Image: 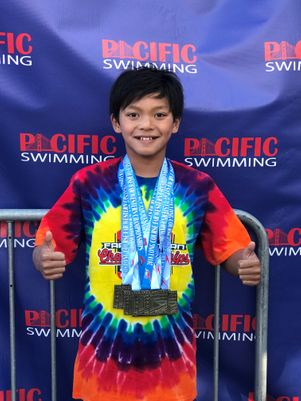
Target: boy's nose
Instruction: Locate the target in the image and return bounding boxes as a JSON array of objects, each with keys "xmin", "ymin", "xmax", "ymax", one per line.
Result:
[{"xmin": 138, "ymin": 116, "xmax": 154, "ymax": 130}]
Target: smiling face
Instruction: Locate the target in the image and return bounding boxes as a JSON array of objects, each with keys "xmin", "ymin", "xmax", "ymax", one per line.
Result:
[{"xmin": 111, "ymin": 94, "xmax": 180, "ymax": 175}]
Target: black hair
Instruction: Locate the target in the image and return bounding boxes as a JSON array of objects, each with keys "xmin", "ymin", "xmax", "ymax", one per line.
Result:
[{"xmin": 109, "ymin": 66, "xmax": 184, "ymax": 122}]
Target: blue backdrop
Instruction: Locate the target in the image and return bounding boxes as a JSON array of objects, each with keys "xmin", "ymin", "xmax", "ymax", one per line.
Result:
[{"xmin": 1, "ymin": 1, "xmax": 301, "ymax": 400}]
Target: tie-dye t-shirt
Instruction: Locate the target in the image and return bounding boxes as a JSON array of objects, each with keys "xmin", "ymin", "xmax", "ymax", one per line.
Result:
[{"xmin": 35, "ymin": 158, "xmax": 250, "ymax": 401}]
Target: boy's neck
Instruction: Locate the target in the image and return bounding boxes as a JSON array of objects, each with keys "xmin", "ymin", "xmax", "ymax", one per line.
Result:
[{"xmin": 126, "ymin": 154, "xmax": 165, "ymax": 178}]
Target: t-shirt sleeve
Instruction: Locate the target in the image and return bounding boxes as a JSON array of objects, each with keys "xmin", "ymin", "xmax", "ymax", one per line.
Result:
[
  {"xmin": 199, "ymin": 177, "xmax": 250, "ymax": 266},
  {"xmin": 35, "ymin": 173, "xmax": 83, "ymax": 265}
]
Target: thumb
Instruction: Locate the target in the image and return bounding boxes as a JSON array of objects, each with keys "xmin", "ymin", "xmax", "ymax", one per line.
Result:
[
  {"xmin": 43, "ymin": 231, "xmax": 54, "ymax": 250},
  {"xmin": 243, "ymin": 241, "xmax": 256, "ymax": 259}
]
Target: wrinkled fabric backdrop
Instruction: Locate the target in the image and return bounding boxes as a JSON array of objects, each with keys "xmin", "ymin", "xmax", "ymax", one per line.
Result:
[{"xmin": 0, "ymin": 1, "xmax": 301, "ymax": 400}]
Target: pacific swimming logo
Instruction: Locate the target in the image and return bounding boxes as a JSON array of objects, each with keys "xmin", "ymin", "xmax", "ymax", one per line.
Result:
[
  {"xmin": 101, "ymin": 39, "xmax": 199, "ymax": 74},
  {"xmin": 264, "ymin": 40, "xmax": 301, "ymax": 72},
  {"xmin": 25, "ymin": 308, "xmax": 82, "ymax": 338},
  {"xmin": 0, "ymin": 32, "xmax": 33, "ymax": 67},
  {"xmin": 19, "ymin": 132, "xmax": 117, "ymax": 164},
  {"xmin": 266, "ymin": 227, "xmax": 301, "ymax": 257},
  {"xmin": 0, "ymin": 221, "xmax": 38, "ymax": 248},
  {"xmin": 184, "ymin": 136, "xmax": 279, "ymax": 168},
  {"xmin": 193, "ymin": 313, "xmax": 256, "ymax": 342}
]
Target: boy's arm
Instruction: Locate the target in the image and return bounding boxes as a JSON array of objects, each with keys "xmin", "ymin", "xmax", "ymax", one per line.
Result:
[
  {"xmin": 222, "ymin": 241, "xmax": 261, "ymax": 286},
  {"xmin": 33, "ymin": 171, "xmax": 84, "ymax": 280},
  {"xmin": 33, "ymin": 231, "xmax": 66, "ymax": 280}
]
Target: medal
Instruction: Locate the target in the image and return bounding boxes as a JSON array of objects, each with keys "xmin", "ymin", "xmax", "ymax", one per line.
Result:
[{"xmin": 115, "ymin": 155, "xmax": 177, "ymax": 316}]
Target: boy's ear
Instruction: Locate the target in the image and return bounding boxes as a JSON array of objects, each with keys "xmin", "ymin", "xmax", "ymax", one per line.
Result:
[
  {"xmin": 111, "ymin": 114, "xmax": 121, "ymax": 133},
  {"xmin": 172, "ymin": 118, "xmax": 181, "ymax": 134}
]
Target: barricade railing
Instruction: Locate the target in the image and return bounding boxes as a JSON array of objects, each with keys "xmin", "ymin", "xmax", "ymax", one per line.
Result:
[
  {"xmin": 213, "ymin": 209, "xmax": 269, "ymax": 401},
  {"xmin": 0, "ymin": 208, "xmax": 269, "ymax": 401},
  {"xmin": 0, "ymin": 210, "xmax": 53, "ymax": 401}
]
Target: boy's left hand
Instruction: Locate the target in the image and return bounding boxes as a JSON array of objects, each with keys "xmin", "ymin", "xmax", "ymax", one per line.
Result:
[{"xmin": 238, "ymin": 241, "xmax": 261, "ymax": 286}]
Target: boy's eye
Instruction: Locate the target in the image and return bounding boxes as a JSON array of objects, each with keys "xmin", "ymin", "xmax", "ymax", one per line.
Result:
[
  {"xmin": 155, "ymin": 112, "xmax": 167, "ymax": 118},
  {"xmin": 126, "ymin": 112, "xmax": 138, "ymax": 119}
]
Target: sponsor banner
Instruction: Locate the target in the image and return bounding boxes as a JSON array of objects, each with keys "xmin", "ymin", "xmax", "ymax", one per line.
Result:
[
  {"xmin": 264, "ymin": 40, "xmax": 301, "ymax": 72},
  {"xmin": 19, "ymin": 133, "xmax": 118, "ymax": 164},
  {"xmin": 101, "ymin": 39, "xmax": 199, "ymax": 74},
  {"xmin": 183, "ymin": 136, "xmax": 278, "ymax": 168},
  {"xmin": 0, "ymin": 32, "xmax": 33, "ymax": 67},
  {"xmin": 193, "ymin": 313, "xmax": 256, "ymax": 343},
  {"xmin": 1, "ymin": 2, "xmax": 301, "ymax": 401}
]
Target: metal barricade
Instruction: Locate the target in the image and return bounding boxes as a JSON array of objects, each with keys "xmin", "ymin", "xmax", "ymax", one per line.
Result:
[
  {"xmin": 213, "ymin": 209, "xmax": 269, "ymax": 401},
  {"xmin": 0, "ymin": 210, "xmax": 55, "ymax": 401},
  {"xmin": 0, "ymin": 208, "xmax": 268, "ymax": 401}
]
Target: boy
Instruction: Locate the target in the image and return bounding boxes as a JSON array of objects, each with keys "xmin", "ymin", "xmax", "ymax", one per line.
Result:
[{"xmin": 33, "ymin": 67, "xmax": 260, "ymax": 401}]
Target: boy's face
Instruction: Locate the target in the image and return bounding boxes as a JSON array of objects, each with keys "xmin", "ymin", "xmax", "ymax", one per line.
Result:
[{"xmin": 111, "ymin": 94, "xmax": 180, "ymax": 164}]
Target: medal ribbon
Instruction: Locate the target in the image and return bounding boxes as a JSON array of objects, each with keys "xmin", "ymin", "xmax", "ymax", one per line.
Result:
[{"xmin": 118, "ymin": 155, "xmax": 175, "ymax": 290}]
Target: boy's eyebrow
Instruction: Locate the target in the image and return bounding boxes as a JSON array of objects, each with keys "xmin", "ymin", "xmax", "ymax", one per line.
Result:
[{"xmin": 123, "ymin": 104, "xmax": 170, "ymax": 111}]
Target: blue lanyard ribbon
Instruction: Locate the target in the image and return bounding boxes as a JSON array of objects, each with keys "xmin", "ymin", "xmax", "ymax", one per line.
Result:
[{"xmin": 118, "ymin": 155, "xmax": 175, "ymax": 290}]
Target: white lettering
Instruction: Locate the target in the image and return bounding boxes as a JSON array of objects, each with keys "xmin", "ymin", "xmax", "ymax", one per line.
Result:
[
  {"xmin": 216, "ymin": 158, "xmax": 232, "ymax": 167},
  {"xmin": 102, "ymin": 59, "xmax": 197, "ymax": 74},
  {"xmin": 0, "ymin": 238, "xmax": 35, "ymax": 248},
  {"xmin": 69, "ymin": 154, "xmax": 84, "ymax": 164},
  {"xmin": 276, "ymin": 61, "xmax": 293, "ymax": 71},
  {"xmin": 113, "ymin": 59, "xmax": 132, "ymax": 69},
  {"xmin": 265, "ymin": 61, "xmax": 275, "ymax": 72},
  {"xmin": 32, "ymin": 328, "xmax": 51, "ymax": 337},
  {"xmin": 0, "ymin": 239, "xmax": 7, "ymax": 248},
  {"xmin": 269, "ymin": 246, "xmax": 301, "ymax": 256},
  {"xmin": 265, "ymin": 60, "xmax": 301, "ymax": 72},
  {"xmin": 184, "ymin": 157, "xmax": 277, "ymax": 168},
  {"xmin": 71, "ymin": 329, "xmax": 82, "ymax": 338},
  {"xmin": 194, "ymin": 330, "xmax": 255, "ymax": 342},
  {"xmin": 56, "ymin": 329, "xmax": 70, "ymax": 337},
  {"xmin": 26, "ymin": 327, "xmax": 82, "ymax": 337},
  {"xmin": 222, "ymin": 332, "xmax": 236, "ymax": 341},
  {"xmin": 0, "ymin": 54, "xmax": 32, "ymax": 66},
  {"xmin": 20, "ymin": 152, "xmax": 115, "ymax": 164},
  {"xmin": 53, "ymin": 153, "xmax": 68, "ymax": 163},
  {"xmin": 289, "ymin": 247, "xmax": 301, "ymax": 256},
  {"xmin": 269, "ymin": 247, "xmax": 285, "ymax": 256}
]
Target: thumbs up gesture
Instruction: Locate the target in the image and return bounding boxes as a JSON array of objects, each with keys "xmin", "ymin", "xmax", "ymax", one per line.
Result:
[
  {"xmin": 33, "ymin": 231, "xmax": 66, "ymax": 280},
  {"xmin": 238, "ymin": 241, "xmax": 261, "ymax": 286}
]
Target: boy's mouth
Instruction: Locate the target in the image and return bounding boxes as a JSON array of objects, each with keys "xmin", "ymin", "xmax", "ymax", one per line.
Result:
[{"xmin": 135, "ymin": 136, "xmax": 158, "ymax": 142}]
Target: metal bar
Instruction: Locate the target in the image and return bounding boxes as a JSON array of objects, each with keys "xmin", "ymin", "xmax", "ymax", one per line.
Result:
[
  {"xmin": 0, "ymin": 209, "xmax": 48, "ymax": 221},
  {"xmin": 212, "ymin": 210, "xmax": 269, "ymax": 401},
  {"xmin": 0, "ymin": 210, "xmax": 51, "ymax": 401},
  {"xmin": 50, "ymin": 280, "xmax": 57, "ymax": 401},
  {"xmin": 235, "ymin": 210, "xmax": 269, "ymax": 401},
  {"xmin": 213, "ymin": 265, "xmax": 221, "ymax": 401},
  {"xmin": 8, "ymin": 221, "xmax": 16, "ymax": 401}
]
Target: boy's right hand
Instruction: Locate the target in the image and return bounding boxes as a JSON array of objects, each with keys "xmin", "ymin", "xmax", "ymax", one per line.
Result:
[{"xmin": 33, "ymin": 231, "xmax": 66, "ymax": 280}]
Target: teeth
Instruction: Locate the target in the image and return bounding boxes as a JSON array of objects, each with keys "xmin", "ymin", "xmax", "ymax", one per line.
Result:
[{"xmin": 139, "ymin": 137, "xmax": 154, "ymax": 141}]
